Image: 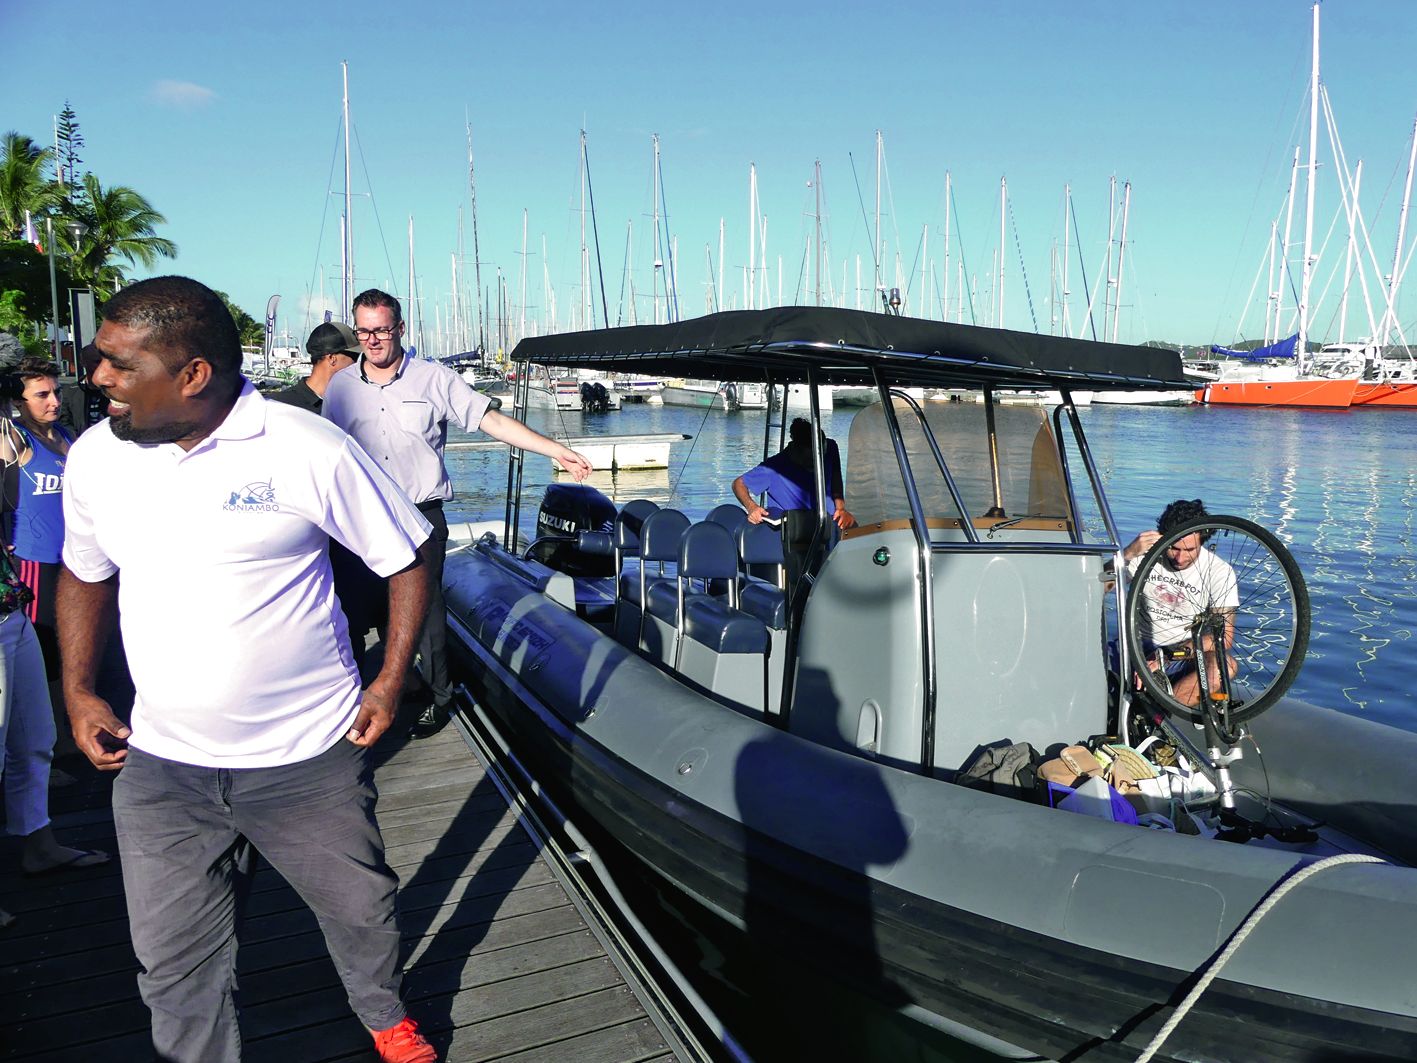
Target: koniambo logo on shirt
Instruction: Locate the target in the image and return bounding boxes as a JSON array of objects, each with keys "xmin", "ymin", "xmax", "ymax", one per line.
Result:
[{"xmin": 223, "ymin": 481, "xmax": 280, "ymax": 512}]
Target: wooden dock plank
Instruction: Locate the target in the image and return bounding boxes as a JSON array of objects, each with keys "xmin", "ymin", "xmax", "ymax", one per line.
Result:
[{"xmin": 0, "ymin": 726, "xmax": 688, "ymax": 1063}]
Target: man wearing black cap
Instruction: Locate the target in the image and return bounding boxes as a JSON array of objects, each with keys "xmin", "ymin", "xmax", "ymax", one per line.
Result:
[
  {"xmin": 270, "ymin": 321, "xmax": 360, "ymax": 414},
  {"xmin": 59, "ymin": 344, "xmax": 110, "ymax": 436}
]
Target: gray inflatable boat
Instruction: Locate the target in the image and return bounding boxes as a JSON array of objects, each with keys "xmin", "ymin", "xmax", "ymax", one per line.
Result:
[{"xmin": 444, "ymin": 309, "xmax": 1417, "ymax": 1062}]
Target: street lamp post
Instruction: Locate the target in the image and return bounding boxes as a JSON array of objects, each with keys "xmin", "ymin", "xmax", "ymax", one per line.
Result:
[
  {"xmin": 44, "ymin": 217, "xmax": 88, "ymax": 367},
  {"xmin": 45, "ymin": 216, "xmax": 60, "ymax": 362}
]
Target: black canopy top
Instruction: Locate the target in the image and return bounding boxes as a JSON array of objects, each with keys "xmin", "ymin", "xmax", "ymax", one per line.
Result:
[{"xmin": 509, "ymin": 307, "xmax": 1188, "ymax": 390}]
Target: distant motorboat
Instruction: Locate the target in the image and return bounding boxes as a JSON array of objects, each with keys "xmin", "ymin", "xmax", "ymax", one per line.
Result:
[{"xmin": 661, "ymin": 378, "xmax": 767, "ymax": 411}]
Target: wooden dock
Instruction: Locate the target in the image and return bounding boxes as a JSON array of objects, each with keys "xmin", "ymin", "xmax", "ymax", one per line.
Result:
[{"xmin": 1, "ymin": 726, "xmax": 688, "ymax": 1062}]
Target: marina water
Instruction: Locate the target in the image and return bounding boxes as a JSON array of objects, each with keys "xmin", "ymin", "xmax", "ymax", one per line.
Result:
[{"xmin": 448, "ymin": 400, "xmax": 1415, "ymax": 734}]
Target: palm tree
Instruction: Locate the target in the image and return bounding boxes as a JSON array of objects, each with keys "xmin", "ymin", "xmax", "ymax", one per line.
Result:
[
  {"xmin": 0, "ymin": 132, "xmax": 63, "ymax": 239},
  {"xmin": 62, "ymin": 173, "xmax": 177, "ymax": 297}
]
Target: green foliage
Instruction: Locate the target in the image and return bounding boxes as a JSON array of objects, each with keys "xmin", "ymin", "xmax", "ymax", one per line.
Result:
[
  {"xmin": 61, "ymin": 173, "xmax": 177, "ymax": 298},
  {"xmin": 55, "ymin": 103, "xmax": 85, "ymax": 190},
  {"xmin": 214, "ymin": 290, "xmax": 264, "ymax": 347},
  {"xmin": 0, "ymin": 239, "xmax": 74, "ymax": 327},
  {"xmin": 0, "ymin": 132, "xmax": 63, "ymax": 239}
]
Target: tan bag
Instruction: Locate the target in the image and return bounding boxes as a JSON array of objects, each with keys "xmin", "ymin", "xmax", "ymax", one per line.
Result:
[{"xmin": 1038, "ymin": 745, "xmax": 1104, "ymax": 788}]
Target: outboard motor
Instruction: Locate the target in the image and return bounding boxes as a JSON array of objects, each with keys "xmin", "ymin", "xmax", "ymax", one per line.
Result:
[
  {"xmin": 580, "ymin": 380, "xmax": 612, "ymax": 413},
  {"xmin": 529, "ymin": 482, "xmax": 617, "ymax": 576}
]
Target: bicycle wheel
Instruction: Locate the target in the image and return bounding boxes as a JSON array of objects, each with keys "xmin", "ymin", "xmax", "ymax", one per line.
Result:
[{"xmin": 1123, "ymin": 515, "xmax": 1310, "ymax": 726}]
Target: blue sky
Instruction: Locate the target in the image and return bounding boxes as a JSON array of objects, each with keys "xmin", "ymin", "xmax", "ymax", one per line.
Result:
[{"xmin": 6, "ymin": 0, "xmax": 1417, "ymax": 350}]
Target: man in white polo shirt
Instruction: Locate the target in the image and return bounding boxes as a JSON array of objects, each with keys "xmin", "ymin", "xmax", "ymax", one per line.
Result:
[
  {"xmin": 57, "ymin": 277, "xmax": 439, "ymax": 1063},
  {"xmin": 323, "ymin": 288, "xmax": 592, "ymax": 740}
]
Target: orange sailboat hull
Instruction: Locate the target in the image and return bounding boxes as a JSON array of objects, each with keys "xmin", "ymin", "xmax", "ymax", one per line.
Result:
[
  {"xmin": 1202, "ymin": 378, "xmax": 1359, "ymax": 408},
  {"xmin": 1351, "ymin": 381, "xmax": 1417, "ymax": 408}
]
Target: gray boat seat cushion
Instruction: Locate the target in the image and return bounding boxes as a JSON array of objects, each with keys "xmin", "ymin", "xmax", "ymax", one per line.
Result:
[
  {"xmin": 706, "ymin": 503, "xmax": 749, "ymax": 534},
  {"xmin": 679, "ymin": 521, "xmax": 739, "ymax": 581},
  {"xmin": 740, "ymin": 580, "xmax": 786, "ymax": 630},
  {"xmin": 614, "ymin": 498, "xmax": 660, "ymax": 555},
  {"xmin": 639, "ymin": 508, "xmax": 690, "ymax": 564},
  {"xmin": 645, "ymin": 580, "xmax": 681, "ymax": 625},
  {"xmin": 684, "ymin": 597, "xmax": 769, "ymax": 654}
]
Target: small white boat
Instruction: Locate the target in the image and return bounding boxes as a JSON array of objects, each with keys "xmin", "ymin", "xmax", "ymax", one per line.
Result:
[{"xmin": 661, "ymin": 378, "xmax": 767, "ymax": 411}]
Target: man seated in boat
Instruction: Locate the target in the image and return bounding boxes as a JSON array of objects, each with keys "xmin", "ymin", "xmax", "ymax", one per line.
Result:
[
  {"xmin": 732, "ymin": 417, "xmax": 856, "ymax": 594},
  {"xmin": 1123, "ymin": 498, "xmax": 1239, "ymax": 705}
]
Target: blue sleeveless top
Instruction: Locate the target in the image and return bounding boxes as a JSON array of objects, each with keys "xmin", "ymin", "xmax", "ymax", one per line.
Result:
[{"xmin": 13, "ymin": 423, "xmax": 72, "ymax": 564}]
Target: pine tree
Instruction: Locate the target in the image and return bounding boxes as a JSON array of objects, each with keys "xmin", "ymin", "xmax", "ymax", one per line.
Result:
[{"xmin": 55, "ymin": 102, "xmax": 84, "ymax": 188}]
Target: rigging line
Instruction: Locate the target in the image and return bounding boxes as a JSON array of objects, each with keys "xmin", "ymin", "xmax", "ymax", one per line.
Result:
[
  {"xmin": 669, "ymin": 393, "xmax": 721, "ymax": 504},
  {"xmin": 1008, "ymin": 200, "xmax": 1040, "ymax": 332},
  {"xmin": 351, "ymin": 123, "xmax": 401, "ymax": 301},
  {"xmin": 583, "ymin": 135, "xmax": 611, "ymax": 329},
  {"xmin": 949, "ymin": 183, "xmax": 978, "ymax": 325},
  {"xmin": 1068, "ymin": 194, "xmax": 1098, "ymax": 341},
  {"xmin": 615, "ymin": 223, "xmax": 631, "ymax": 327},
  {"xmin": 791, "ymin": 235, "xmax": 809, "ymax": 306},
  {"xmin": 706, "ymin": 244, "xmax": 719, "ymax": 313},
  {"xmin": 658, "ymin": 158, "xmax": 680, "ymax": 323},
  {"xmin": 904, "ymin": 225, "xmax": 926, "ymax": 310},
  {"xmin": 847, "ymin": 151, "xmax": 879, "ymax": 275},
  {"xmin": 307, "ymin": 113, "xmax": 345, "ymax": 327}
]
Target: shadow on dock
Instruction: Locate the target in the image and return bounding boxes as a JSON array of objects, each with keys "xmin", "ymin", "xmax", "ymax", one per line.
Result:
[{"xmin": 1, "ymin": 723, "xmax": 680, "ymax": 1062}]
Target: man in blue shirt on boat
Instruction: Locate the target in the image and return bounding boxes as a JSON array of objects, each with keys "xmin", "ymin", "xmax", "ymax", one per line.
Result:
[
  {"xmin": 732, "ymin": 416, "xmax": 855, "ymax": 596},
  {"xmin": 322, "ymin": 288, "xmax": 592, "ymax": 740}
]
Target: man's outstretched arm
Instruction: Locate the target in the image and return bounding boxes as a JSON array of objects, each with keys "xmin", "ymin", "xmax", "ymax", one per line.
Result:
[{"xmin": 478, "ymin": 408, "xmax": 593, "ymax": 481}]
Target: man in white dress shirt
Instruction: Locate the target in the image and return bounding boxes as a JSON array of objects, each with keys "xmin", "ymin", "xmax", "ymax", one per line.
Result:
[{"xmin": 323, "ymin": 288, "xmax": 591, "ymax": 739}]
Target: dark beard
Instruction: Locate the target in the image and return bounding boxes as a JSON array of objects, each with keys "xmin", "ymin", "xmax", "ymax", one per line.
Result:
[{"xmin": 109, "ymin": 415, "xmax": 206, "ymax": 445}]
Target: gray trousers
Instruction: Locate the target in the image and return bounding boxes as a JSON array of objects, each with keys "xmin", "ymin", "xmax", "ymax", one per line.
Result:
[
  {"xmin": 416, "ymin": 502, "xmax": 451, "ymax": 711},
  {"xmin": 112, "ymin": 740, "xmax": 405, "ymax": 1063}
]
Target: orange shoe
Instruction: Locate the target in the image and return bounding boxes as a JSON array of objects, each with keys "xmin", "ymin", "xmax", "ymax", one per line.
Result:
[{"xmin": 371, "ymin": 1016, "xmax": 437, "ymax": 1063}]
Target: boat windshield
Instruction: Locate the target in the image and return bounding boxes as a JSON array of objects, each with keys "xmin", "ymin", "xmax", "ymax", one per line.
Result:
[{"xmin": 845, "ymin": 399, "xmax": 1072, "ymax": 534}]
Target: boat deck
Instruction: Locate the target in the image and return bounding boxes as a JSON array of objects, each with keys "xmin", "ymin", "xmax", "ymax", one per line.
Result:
[{"xmin": 0, "ymin": 726, "xmax": 685, "ymax": 1063}]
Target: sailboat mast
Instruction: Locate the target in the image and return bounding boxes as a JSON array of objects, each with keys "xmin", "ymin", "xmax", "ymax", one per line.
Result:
[
  {"xmin": 342, "ymin": 61, "xmax": 353, "ymax": 314},
  {"xmin": 465, "ymin": 119, "xmax": 486, "ymax": 354},
  {"xmin": 943, "ymin": 171, "xmax": 953, "ymax": 322},
  {"xmin": 997, "ymin": 177, "xmax": 1006, "ymax": 328},
  {"xmin": 1380, "ymin": 119, "xmax": 1417, "ymax": 347},
  {"xmin": 1061, "ymin": 184, "xmax": 1072, "ymax": 336},
  {"xmin": 718, "ymin": 218, "xmax": 725, "ymax": 312},
  {"xmin": 518, "ymin": 209, "xmax": 528, "ymax": 344},
  {"xmin": 580, "ymin": 130, "xmax": 591, "ymax": 330},
  {"xmin": 814, "ymin": 159, "xmax": 823, "ymax": 306},
  {"xmin": 1339, "ymin": 164, "xmax": 1363, "ymax": 344},
  {"xmin": 1112, "ymin": 181, "xmax": 1131, "ymax": 343},
  {"xmin": 747, "ymin": 163, "xmax": 757, "ymax": 311},
  {"xmin": 874, "ymin": 131, "xmax": 883, "ymax": 304},
  {"xmin": 1103, "ymin": 175, "xmax": 1117, "ymax": 330},
  {"xmin": 652, "ymin": 134, "xmax": 662, "ymax": 325},
  {"xmin": 1297, "ymin": 0, "xmax": 1320, "ymax": 367},
  {"xmin": 407, "ymin": 215, "xmax": 418, "ymax": 355}
]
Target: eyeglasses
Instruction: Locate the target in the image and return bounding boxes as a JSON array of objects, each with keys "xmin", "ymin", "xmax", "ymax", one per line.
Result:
[{"xmin": 353, "ymin": 325, "xmax": 401, "ymax": 341}]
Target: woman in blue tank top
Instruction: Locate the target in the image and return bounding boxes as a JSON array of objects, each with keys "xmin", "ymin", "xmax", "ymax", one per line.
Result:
[
  {"xmin": 0, "ymin": 357, "xmax": 108, "ymax": 909},
  {"xmin": 3, "ymin": 361, "xmax": 73, "ymax": 678}
]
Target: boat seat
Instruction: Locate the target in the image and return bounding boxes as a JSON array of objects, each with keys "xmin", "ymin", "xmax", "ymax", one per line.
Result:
[
  {"xmin": 634, "ymin": 508, "xmax": 690, "ymax": 663},
  {"xmin": 672, "ymin": 522, "xmax": 771, "ymax": 715},
  {"xmin": 684, "ymin": 597, "xmax": 769, "ymax": 654},
  {"xmin": 612, "ymin": 499, "xmax": 661, "ymax": 646},
  {"xmin": 736, "ymin": 523, "xmax": 787, "ymax": 630},
  {"xmin": 703, "ymin": 504, "xmax": 748, "ymax": 595},
  {"xmin": 706, "ymin": 503, "xmax": 749, "ymax": 533},
  {"xmin": 736, "ymin": 521, "xmax": 788, "ymax": 714}
]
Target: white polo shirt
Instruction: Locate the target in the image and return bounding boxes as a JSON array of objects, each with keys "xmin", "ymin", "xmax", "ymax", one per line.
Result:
[{"xmin": 62, "ymin": 383, "xmax": 432, "ymax": 769}]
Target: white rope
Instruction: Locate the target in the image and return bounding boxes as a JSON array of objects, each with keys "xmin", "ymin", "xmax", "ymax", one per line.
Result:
[{"xmin": 1134, "ymin": 852, "xmax": 1387, "ymax": 1063}]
